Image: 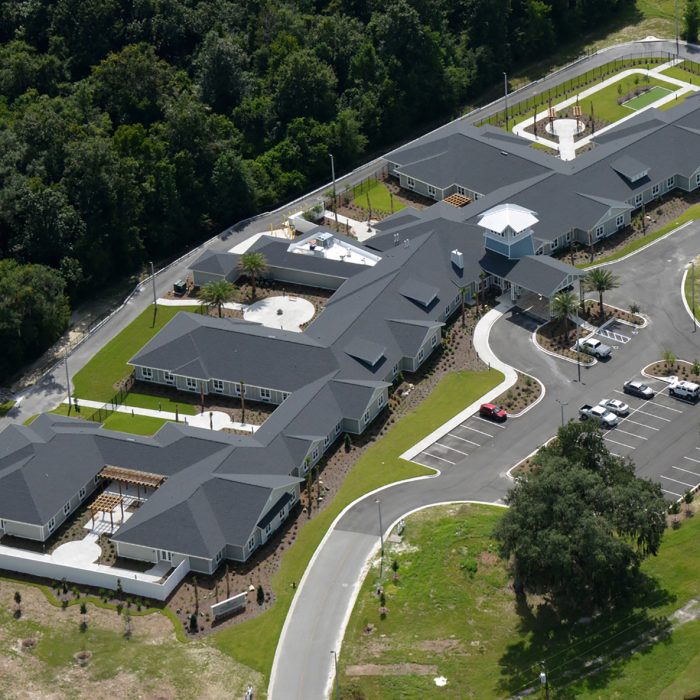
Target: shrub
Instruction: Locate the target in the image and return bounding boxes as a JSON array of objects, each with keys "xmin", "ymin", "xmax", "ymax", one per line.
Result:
[
  {"xmin": 256, "ymin": 584, "xmax": 265, "ymax": 606},
  {"xmin": 692, "ymin": 359, "xmax": 700, "ymax": 376},
  {"xmin": 189, "ymin": 613, "xmax": 198, "ymax": 633},
  {"xmin": 630, "ymin": 302, "xmax": 640, "ymax": 315},
  {"xmin": 79, "ymin": 602, "xmax": 87, "ymax": 615}
]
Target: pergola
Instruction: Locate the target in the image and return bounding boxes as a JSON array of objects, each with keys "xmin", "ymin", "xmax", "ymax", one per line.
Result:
[
  {"xmin": 443, "ymin": 192, "xmax": 471, "ymax": 208},
  {"xmin": 88, "ymin": 492, "xmax": 124, "ymax": 532},
  {"xmin": 98, "ymin": 465, "xmax": 166, "ymax": 513}
]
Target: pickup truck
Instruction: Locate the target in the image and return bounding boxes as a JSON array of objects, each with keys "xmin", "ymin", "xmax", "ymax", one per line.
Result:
[
  {"xmin": 575, "ymin": 337, "xmax": 613, "ymax": 359},
  {"xmin": 579, "ymin": 404, "xmax": 619, "ymax": 428}
]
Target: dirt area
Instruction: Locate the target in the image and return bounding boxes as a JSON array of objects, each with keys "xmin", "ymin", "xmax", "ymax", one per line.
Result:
[
  {"xmin": 536, "ymin": 320, "xmax": 596, "ymax": 364},
  {"xmin": 522, "ymin": 113, "xmax": 606, "ymax": 143},
  {"xmin": 557, "ymin": 190, "xmax": 700, "ymax": 266},
  {"xmin": 168, "ymin": 309, "xmax": 488, "ymax": 637},
  {"xmin": 345, "ymin": 663, "xmax": 438, "ymax": 676},
  {"xmin": 646, "ymin": 359, "xmax": 700, "ymax": 381},
  {"xmin": 580, "ymin": 300, "xmax": 644, "ymax": 326},
  {"xmin": 493, "ymin": 372, "xmax": 542, "ymax": 415}
]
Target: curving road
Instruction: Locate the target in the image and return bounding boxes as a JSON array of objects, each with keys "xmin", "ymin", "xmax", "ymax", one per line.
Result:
[{"xmin": 269, "ymin": 222, "xmax": 700, "ymax": 700}]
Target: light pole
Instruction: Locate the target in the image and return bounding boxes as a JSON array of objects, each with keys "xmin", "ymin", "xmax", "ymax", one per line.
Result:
[
  {"xmin": 555, "ymin": 399, "xmax": 567, "ymax": 428},
  {"xmin": 692, "ymin": 260, "xmax": 696, "ymax": 332},
  {"xmin": 376, "ymin": 498, "xmax": 384, "ymax": 580},
  {"xmin": 64, "ymin": 348, "xmax": 72, "ymax": 409},
  {"xmin": 676, "ymin": 0, "xmax": 680, "ymax": 56},
  {"xmin": 539, "ymin": 662, "xmax": 550, "ymax": 700},
  {"xmin": 503, "ymin": 72, "xmax": 509, "ymax": 131},
  {"xmin": 330, "ymin": 650, "xmax": 340, "ymax": 700},
  {"xmin": 330, "ymin": 154, "xmax": 339, "ymax": 229}
]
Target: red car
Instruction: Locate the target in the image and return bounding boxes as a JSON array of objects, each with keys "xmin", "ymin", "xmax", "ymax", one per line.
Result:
[{"xmin": 479, "ymin": 403, "xmax": 507, "ymax": 422}]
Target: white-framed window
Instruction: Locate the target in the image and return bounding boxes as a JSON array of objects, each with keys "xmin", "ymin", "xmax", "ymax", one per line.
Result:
[
  {"xmin": 652, "ymin": 183, "xmax": 660, "ymax": 196},
  {"xmin": 427, "ymin": 185, "xmax": 436, "ymax": 198},
  {"xmin": 282, "ymin": 392, "xmax": 290, "ymax": 401},
  {"xmin": 247, "ymin": 537, "xmax": 255, "ymax": 551},
  {"xmin": 160, "ymin": 550, "xmax": 172, "ymax": 561},
  {"xmin": 474, "ymin": 193, "xmax": 481, "ymax": 200},
  {"xmin": 696, "ymin": 173, "xmax": 700, "ymax": 186},
  {"xmin": 363, "ymin": 410, "xmax": 370, "ymax": 424},
  {"xmin": 377, "ymin": 395, "xmax": 384, "ymax": 408},
  {"xmin": 616, "ymin": 214, "xmax": 625, "ymax": 228},
  {"xmin": 457, "ymin": 186, "xmax": 466, "ymax": 195},
  {"xmin": 142, "ymin": 367, "xmax": 153, "ymax": 380},
  {"xmin": 186, "ymin": 377, "xmax": 198, "ymax": 391},
  {"xmin": 48, "ymin": 517, "xmax": 55, "ymax": 532},
  {"xmin": 566, "ymin": 231, "xmax": 572, "ymax": 242},
  {"xmin": 63, "ymin": 502, "xmax": 70, "ymax": 515},
  {"xmin": 431, "ymin": 334, "xmax": 438, "ymax": 348},
  {"xmin": 667, "ymin": 176, "xmax": 675, "ymax": 189},
  {"xmin": 406, "ymin": 176, "xmax": 415, "ymax": 189},
  {"xmin": 260, "ymin": 388, "xmax": 271, "ymax": 401},
  {"xmin": 324, "ymin": 435, "xmax": 330, "ymax": 447},
  {"xmin": 79, "ymin": 487, "xmax": 86, "ymax": 499},
  {"xmin": 393, "ymin": 364, "xmax": 399, "ymax": 376},
  {"xmin": 418, "ymin": 348, "xmax": 424, "ymax": 362},
  {"xmin": 212, "ymin": 379, "xmax": 224, "ymax": 393},
  {"xmin": 335, "ymin": 421, "xmax": 342, "ymax": 435},
  {"xmin": 164, "ymin": 371, "xmax": 175, "ymax": 385},
  {"xmin": 634, "ymin": 193, "xmax": 643, "ymax": 206},
  {"xmin": 216, "ymin": 550, "xmax": 223, "ymax": 562},
  {"xmin": 94, "ymin": 474, "xmax": 100, "ymax": 484},
  {"xmin": 550, "ymin": 240, "xmax": 558, "ymax": 250},
  {"xmin": 234, "ymin": 382, "xmax": 241, "ymax": 395},
  {"xmin": 0, "ymin": 519, "xmax": 5, "ymax": 530},
  {"xmin": 312, "ymin": 447, "xmax": 319, "ymax": 460},
  {"xmin": 265, "ymin": 523, "xmax": 272, "ymax": 535},
  {"xmin": 279, "ymin": 507, "xmax": 286, "ymax": 520},
  {"xmin": 595, "ymin": 225, "xmax": 604, "ymax": 239}
]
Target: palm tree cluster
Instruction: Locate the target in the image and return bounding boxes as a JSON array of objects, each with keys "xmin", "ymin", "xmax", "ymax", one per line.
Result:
[{"xmin": 583, "ymin": 269, "xmax": 620, "ymax": 322}]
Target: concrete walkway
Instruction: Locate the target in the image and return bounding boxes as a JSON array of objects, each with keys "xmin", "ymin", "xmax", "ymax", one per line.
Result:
[
  {"xmin": 61, "ymin": 398, "xmax": 259, "ymax": 433},
  {"xmin": 322, "ymin": 210, "xmax": 378, "ymax": 241},
  {"xmin": 156, "ymin": 298, "xmax": 248, "ymax": 311},
  {"xmin": 513, "ymin": 59, "xmax": 699, "ymax": 159},
  {"xmin": 401, "ymin": 304, "xmax": 518, "ymax": 461}
]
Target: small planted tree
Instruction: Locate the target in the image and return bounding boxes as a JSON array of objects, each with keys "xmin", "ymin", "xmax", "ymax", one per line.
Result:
[
  {"xmin": 189, "ymin": 613, "xmax": 198, "ymax": 633},
  {"xmin": 198, "ymin": 280, "xmax": 236, "ymax": 317},
  {"xmin": 256, "ymin": 584, "xmax": 265, "ymax": 605},
  {"xmin": 14, "ymin": 591, "xmax": 21, "ymax": 618},
  {"xmin": 238, "ymin": 251, "xmax": 268, "ymax": 301},
  {"xmin": 662, "ymin": 349, "xmax": 677, "ymax": 370},
  {"xmin": 692, "ymin": 359, "xmax": 700, "ymax": 377},
  {"xmin": 583, "ymin": 268, "xmax": 620, "ymax": 322},
  {"xmin": 684, "ymin": 489, "xmax": 694, "ymax": 517},
  {"xmin": 550, "ymin": 290, "xmax": 579, "ymax": 342},
  {"xmin": 344, "ymin": 433, "xmax": 352, "ymax": 452}
]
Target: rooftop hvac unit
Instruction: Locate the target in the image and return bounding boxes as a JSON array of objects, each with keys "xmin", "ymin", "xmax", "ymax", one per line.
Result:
[
  {"xmin": 451, "ymin": 249, "xmax": 464, "ymax": 269},
  {"xmin": 317, "ymin": 232, "xmax": 334, "ymax": 248}
]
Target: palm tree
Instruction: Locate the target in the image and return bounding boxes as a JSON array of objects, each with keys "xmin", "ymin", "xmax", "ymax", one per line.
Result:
[
  {"xmin": 238, "ymin": 251, "xmax": 268, "ymax": 300},
  {"xmin": 583, "ymin": 269, "xmax": 620, "ymax": 322},
  {"xmin": 198, "ymin": 280, "xmax": 236, "ymax": 317},
  {"xmin": 550, "ymin": 290, "xmax": 579, "ymax": 342}
]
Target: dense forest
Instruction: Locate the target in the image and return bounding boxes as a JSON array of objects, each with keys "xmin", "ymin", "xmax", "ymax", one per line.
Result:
[{"xmin": 0, "ymin": 0, "xmax": 631, "ymax": 382}]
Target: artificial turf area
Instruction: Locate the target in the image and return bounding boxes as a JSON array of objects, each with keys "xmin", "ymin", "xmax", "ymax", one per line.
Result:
[
  {"xmin": 622, "ymin": 84, "xmax": 672, "ymax": 110},
  {"xmin": 340, "ymin": 502, "xmax": 700, "ymax": 699},
  {"xmin": 352, "ymin": 179, "xmax": 405, "ymax": 214},
  {"xmin": 209, "ymin": 369, "xmax": 503, "ymax": 681},
  {"xmin": 71, "ymin": 305, "xmax": 199, "ymax": 414}
]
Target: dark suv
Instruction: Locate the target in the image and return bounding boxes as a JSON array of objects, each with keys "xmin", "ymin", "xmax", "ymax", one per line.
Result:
[{"xmin": 623, "ymin": 380, "xmax": 655, "ymax": 399}]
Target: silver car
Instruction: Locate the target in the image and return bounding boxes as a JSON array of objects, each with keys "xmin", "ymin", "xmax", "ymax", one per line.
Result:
[{"xmin": 599, "ymin": 398, "xmax": 629, "ymax": 416}]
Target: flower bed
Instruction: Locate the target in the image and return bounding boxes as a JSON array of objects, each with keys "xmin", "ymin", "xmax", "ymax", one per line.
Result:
[
  {"xmin": 535, "ymin": 320, "xmax": 595, "ymax": 364},
  {"xmin": 580, "ymin": 299, "xmax": 644, "ymax": 326},
  {"xmin": 645, "ymin": 359, "xmax": 700, "ymax": 382},
  {"xmin": 493, "ymin": 372, "xmax": 542, "ymax": 415}
]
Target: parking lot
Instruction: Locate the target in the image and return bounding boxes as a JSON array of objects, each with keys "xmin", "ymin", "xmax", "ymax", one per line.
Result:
[
  {"xmin": 600, "ymin": 377, "xmax": 700, "ymax": 499},
  {"xmin": 411, "ymin": 414, "xmax": 507, "ymax": 470}
]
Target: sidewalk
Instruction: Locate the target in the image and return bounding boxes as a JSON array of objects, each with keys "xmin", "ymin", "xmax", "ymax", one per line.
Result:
[
  {"xmin": 61, "ymin": 398, "xmax": 259, "ymax": 433},
  {"xmin": 156, "ymin": 298, "xmax": 248, "ymax": 311},
  {"xmin": 322, "ymin": 210, "xmax": 378, "ymax": 241}
]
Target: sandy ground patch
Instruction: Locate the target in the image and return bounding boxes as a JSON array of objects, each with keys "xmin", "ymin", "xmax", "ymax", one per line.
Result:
[{"xmin": 346, "ymin": 663, "xmax": 439, "ymax": 676}]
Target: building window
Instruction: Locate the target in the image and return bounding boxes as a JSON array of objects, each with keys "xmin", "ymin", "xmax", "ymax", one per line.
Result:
[
  {"xmin": 427, "ymin": 185, "xmax": 436, "ymax": 198},
  {"xmin": 595, "ymin": 225, "xmax": 604, "ymax": 239},
  {"xmin": 216, "ymin": 550, "xmax": 223, "ymax": 562},
  {"xmin": 335, "ymin": 421, "xmax": 342, "ymax": 435},
  {"xmin": 94, "ymin": 474, "xmax": 100, "ymax": 484},
  {"xmin": 142, "ymin": 367, "xmax": 153, "ymax": 380},
  {"xmin": 406, "ymin": 176, "xmax": 415, "ymax": 189},
  {"xmin": 363, "ymin": 410, "xmax": 370, "ymax": 424},
  {"xmin": 0, "ymin": 519, "xmax": 5, "ymax": 530},
  {"xmin": 634, "ymin": 193, "xmax": 643, "ymax": 206},
  {"xmin": 616, "ymin": 214, "xmax": 624, "ymax": 228},
  {"xmin": 48, "ymin": 517, "xmax": 55, "ymax": 532},
  {"xmin": 312, "ymin": 447, "xmax": 319, "ymax": 460},
  {"xmin": 696, "ymin": 173, "xmax": 700, "ymax": 186},
  {"xmin": 260, "ymin": 387, "xmax": 271, "ymax": 401},
  {"xmin": 186, "ymin": 377, "xmax": 198, "ymax": 391},
  {"xmin": 551, "ymin": 240, "xmax": 558, "ymax": 250},
  {"xmin": 565, "ymin": 231, "xmax": 572, "ymax": 242},
  {"xmin": 79, "ymin": 487, "xmax": 86, "ymax": 499},
  {"xmin": 377, "ymin": 395, "xmax": 384, "ymax": 408},
  {"xmin": 431, "ymin": 334, "xmax": 438, "ymax": 348},
  {"xmin": 418, "ymin": 348, "xmax": 424, "ymax": 362},
  {"xmin": 667, "ymin": 176, "xmax": 675, "ymax": 189},
  {"xmin": 212, "ymin": 379, "xmax": 224, "ymax": 393},
  {"xmin": 393, "ymin": 364, "xmax": 399, "ymax": 376},
  {"xmin": 164, "ymin": 371, "xmax": 174, "ymax": 385},
  {"xmin": 282, "ymin": 392, "xmax": 290, "ymax": 401},
  {"xmin": 234, "ymin": 382, "xmax": 241, "ymax": 395},
  {"xmin": 652, "ymin": 183, "xmax": 660, "ymax": 196},
  {"xmin": 457, "ymin": 186, "xmax": 466, "ymax": 195},
  {"xmin": 279, "ymin": 507, "xmax": 286, "ymax": 520},
  {"xmin": 324, "ymin": 435, "xmax": 330, "ymax": 447},
  {"xmin": 63, "ymin": 502, "xmax": 70, "ymax": 515},
  {"xmin": 265, "ymin": 523, "xmax": 272, "ymax": 535},
  {"xmin": 247, "ymin": 537, "xmax": 255, "ymax": 551}
]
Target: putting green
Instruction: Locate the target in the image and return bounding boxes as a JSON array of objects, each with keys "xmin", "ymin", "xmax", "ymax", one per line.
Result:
[{"xmin": 623, "ymin": 85, "xmax": 673, "ymax": 110}]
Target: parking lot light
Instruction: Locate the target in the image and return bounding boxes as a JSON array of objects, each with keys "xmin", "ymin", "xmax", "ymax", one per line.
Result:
[{"xmin": 555, "ymin": 399, "xmax": 568, "ymax": 428}]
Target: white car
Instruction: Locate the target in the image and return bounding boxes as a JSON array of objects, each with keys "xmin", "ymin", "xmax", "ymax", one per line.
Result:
[{"xmin": 598, "ymin": 398, "xmax": 629, "ymax": 416}]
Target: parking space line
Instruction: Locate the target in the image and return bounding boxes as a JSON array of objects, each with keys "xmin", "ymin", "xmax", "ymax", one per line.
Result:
[
  {"xmin": 474, "ymin": 417, "xmax": 507, "ymax": 429},
  {"xmin": 604, "ymin": 436, "xmax": 636, "ymax": 449},
  {"xmin": 663, "ymin": 488, "xmax": 683, "ymax": 497},
  {"xmin": 635, "ymin": 408, "xmax": 671, "ymax": 422},
  {"xmin": 423, "ymin": 452, "xmax": 455, "ymax": 465},
  {"xmin": 683, "ymin": 456, "xmax": 700, "ymax": 464},
  {"xmin": 449, "ymin": 434, "xmax": 481, "ymax": 447},
  {"xmin": 437, "ymin": 443, "xmax": 469, "ymax": 456},
  {"xmin": 648, "ymin": 400, "xmax": 683, "ymax": 414},
  {"xmin": 411, "ymin": 458, "xmax": 435, "ymax": 470},
  {"xmin": 673, "ymin": 466, "xmax": 700, "ymax": 478},
  {"xmin": 615, "ymin": 428, "xmax": 647, "ymax": 440},
  {"xmin": 622, "ymin": 418, "xmax": 659, "ymax": 430},
  {"xmin": 458, "ymin": 425, "xmax": 494, "ymax": 438},
  {"xmin": 660, "ymin": 475, "xmax": 695, "ymax": 487}
]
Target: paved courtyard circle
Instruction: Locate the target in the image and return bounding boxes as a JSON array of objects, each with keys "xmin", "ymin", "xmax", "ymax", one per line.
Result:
[
  {"xmin": 544, "ymin": 117, "xmax": 586, "ymax": 138},
  {"xmin": 243, "ymin": 295, "xmax": 315, "ymax": 332},
  {"xmin": 52, "ymin": 539, "xmax": 101, "ymax": 566}
]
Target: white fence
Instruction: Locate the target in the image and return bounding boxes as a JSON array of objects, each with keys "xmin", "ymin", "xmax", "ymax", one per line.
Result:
[{"xmin": 0, "ymin": 549, "xmax": 189, "ymax": 601}]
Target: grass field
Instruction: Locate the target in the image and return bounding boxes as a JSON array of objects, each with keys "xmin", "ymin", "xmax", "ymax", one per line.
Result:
[
  {"xmin": 210, "ymin": 369, "xmax": 503, "ymax": 680},
  {"xmin": 352, "ymin": 180, "xmax": 405, "ymax": 214},
  {"xmin": 340, "ymin": 502, "xmax": 700, "ymax": 699},
  {"xmin": 0, "ymin": 399, "xmax": 15, "ymax": 416},
  {"xmin": 684, "ymin": 256, "xmax": 700, "ymax": 324},
  {"xmin": 72, "ymin": 305, "xmax": 198, "ymax": 415},
  {"xmin": 622, "ymin": 85, "xmax": 672, "ymax": 110},
  {"xmin": 660, "ymin": 65, "xmax": 699, "ymax": 84},
  {"xmin": 47, "ymin": 404, "xmax": 172, "ymax": 435}
]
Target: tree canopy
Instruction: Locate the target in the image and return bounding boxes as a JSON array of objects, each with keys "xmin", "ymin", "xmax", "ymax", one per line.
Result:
[{"xmin": 494, "ymin": 421, "xmax": 667, "ymax": 613}]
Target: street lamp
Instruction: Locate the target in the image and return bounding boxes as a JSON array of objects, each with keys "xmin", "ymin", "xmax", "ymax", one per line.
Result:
[
  {"xmin": 330, "ymin": 154, "xmax": 339, "ymax": 229},
  {"xmin": 503, "ymin": 72, "xmax": 509, "ymax": 131},
  {"xmin": 690, "ymin": 260, "xmax": 697, "ymax": 333},
  {"xmin": 64, "ymin": 348, "xmax": 72, "ymax": 409},
  {"xmin": 376, "ymin": 498, "xmax": 384, "ymax": 580},
  {"xmin": 676, "ymin": 0, "xmax": 680, "ymax": 56},
  {"xmin": 555, "ymin": 399, "xmax": 568, "ymax": 428},
  {"xmin": 330, "ymin": 650, "xmax": 340, "ymax": 700}
]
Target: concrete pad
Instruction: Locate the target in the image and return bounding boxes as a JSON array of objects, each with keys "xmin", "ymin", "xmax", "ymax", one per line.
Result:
[
  {"xmin": 52, "ymin": 538, "xmax": 101, "ymax": 566},
  {"xmin": 243, "ymin": 295, "xmax": 315, "ymax": 332}
]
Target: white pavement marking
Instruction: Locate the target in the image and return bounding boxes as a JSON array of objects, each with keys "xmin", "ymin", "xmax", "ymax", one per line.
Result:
[
  {"xmin": 635, "ymin": 408, "xmax": 671, "ymax": 422},
  {"xmin": 410, "ymin": 458, "xmax": 436, "ymax": 470},
  {"xmin": 423, "ymin": 452, "xmax": 455, "ymax": 465},
  {"xmin": 683, "ymin": 456, "xmax": 700, "ymax": 464},
  {"xmin": 436, "ymin": 443, "xmax": 470, "ymax": 456},
  {"xmin": 663, "ymin": 488, "xmax": 683, "ymax": 497},
  {"xmin": 673, "ymin": 466, "xmax": 700, "ymax": 478},
  {"xmin": 615, "ymin": 428, "xmax": 647, "ymax": 440},
  {"xmin": 604, "ymin": 436, "xmax": 636, "ymax": 449},
  {"xmin": 474, "ymin": 416, "xmax": 507, "ymax": 429},
  {"xmin": 649, "ymin": 400, "xmax": 683, "ymax": 413},
  {"xmin": 449, "ymin": 433, "xmax": 481, "ymax": 447},
  {"xmin": 622, "ymin": 418, "xmax": 659, "ymax": 430},
  {"xmin": 459, "ymin": 425, "xmax": 494, "ymax": 438},
  {"xmin": 661, "ymin": 475, "xmax": 696, "ymax": 488}
]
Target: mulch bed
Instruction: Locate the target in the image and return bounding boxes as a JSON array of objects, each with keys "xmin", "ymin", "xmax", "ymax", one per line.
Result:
[
  {"xmin": 495, "ymin": 372, "xmax": 542, "ymax": 415},
  {"xmin": 580, "ymin": 300, "xmax": 644, "ymax": 326},
  {"xmin": 536, "ymin": 320, "xmax": 595, "ymax": 364},
  {"xmin": 646, "ymin": 359, "xmax": 700, "ymax": 382}
]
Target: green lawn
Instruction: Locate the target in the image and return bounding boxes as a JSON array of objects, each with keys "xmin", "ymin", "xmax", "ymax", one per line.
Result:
[
  {"xmin": 622, "ymin": 85, "xmax": 672, "ymax": 110},
  {"xmin": 47, "ymin": 404, "xmax": 172, "ymax": 435},
  {"xmin": 579, "ymin": 203, "xmax": 700, "ymax": 269},
  {"xmin": 657, "ymin": 90, "xmax": 693, "ymax": 111},
  {"xmin": 72, "ymin": 305, "xmax": 199, "ymax": 415},
  {"xmin": 659, "ymin": 65, "xmax": 698, "ymax": 84},
  {"xmin": 340, "ymin": 502, "xmax": 700, "ymax": 699},
  {"xmin": 210, "ymin": 369, "xmax": 504, "ymax": 680},
  {"xmin": 0, "ymin": 399, "xmax": 16, "ymax": 416},
  {"xmin": 352, "ymin": 180, "xmax": 405, "ymax": 214}
]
